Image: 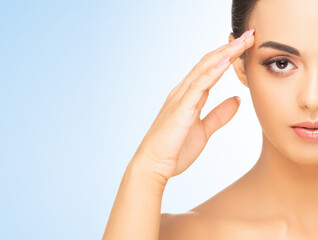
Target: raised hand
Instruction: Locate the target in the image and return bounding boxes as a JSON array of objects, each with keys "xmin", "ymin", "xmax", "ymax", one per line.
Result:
[{"xmin": 130, "ymin": 29, "xmax": 255, "ymax": 182}]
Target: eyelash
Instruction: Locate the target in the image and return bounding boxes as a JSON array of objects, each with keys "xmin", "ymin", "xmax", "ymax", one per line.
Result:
[{"xmin": 261, "ymin": 56, "xmax": 298, "ymax": 75}]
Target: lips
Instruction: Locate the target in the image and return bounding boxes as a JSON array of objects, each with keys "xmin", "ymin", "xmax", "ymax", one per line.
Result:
[
  {"xmin": 294, "ymin": 127, "xmax": 318, "ymax": 130},
  {"xmin": 290, "ymin": 121, "xmax": 318, "ymax": 141},
  {"xmin": 290, "ymin": 121, "xmax": 318, "ymax": 129},
  {"xmin": 291, "ymin": 127, "xmax": 318, "ymax": 141}
]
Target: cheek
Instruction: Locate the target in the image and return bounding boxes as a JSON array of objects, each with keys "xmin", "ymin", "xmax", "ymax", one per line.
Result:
[
  {"xmin": 251, "ymin": 82, "xmax": 280, "ymax": 128},
  {"xmin": 248, "ymin": 68, "xmax": 292, "ymax": 130}
]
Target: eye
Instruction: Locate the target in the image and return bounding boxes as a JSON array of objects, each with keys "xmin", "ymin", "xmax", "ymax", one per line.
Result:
[{"xmin": 261, "ymin": 57, "xmax": 297, "ymax": 75}]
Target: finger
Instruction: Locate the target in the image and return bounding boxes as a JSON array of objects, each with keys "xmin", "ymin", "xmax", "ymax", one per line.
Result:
[
  {"xmin": 191, "ymin": 30, "xmax": 254, "ymax": 80},
  {"xmin": 202, "ymin": 96, "xmax": 240, "ymax": 139},
  {"xmin": 177, "ymin": 59, "xmax": 231, "ymax": 117},
  {"xmin": 177, "ymin": 29, "xmax": 254, "ymax": 114},
  {"xmin": 167, "ymin": 78, "xmax": 209, "ymax": 107},
  {"xmin": 174, "ymin": 29, "xmax": 255, "ymax": 102},
  {"xmin": 164, "ymin": 30, "xmax": 250, "ymax": 104},
  {"xmin": 164, "ymin": 45, "xmax": 228, "ymax": 104}
]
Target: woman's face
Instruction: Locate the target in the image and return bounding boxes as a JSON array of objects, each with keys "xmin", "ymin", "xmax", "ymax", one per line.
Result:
[{"xmin": 243, "ymin": 0, "xmax": 318, "ymax": 164}]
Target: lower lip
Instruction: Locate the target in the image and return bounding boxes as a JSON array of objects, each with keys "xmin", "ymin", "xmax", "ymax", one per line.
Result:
[{"xmin": 291, "ymin": 127, "xmax": 318, "ymax": 141}]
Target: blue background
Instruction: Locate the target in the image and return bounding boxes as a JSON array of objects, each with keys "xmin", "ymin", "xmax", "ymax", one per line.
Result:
[{"xmin": 1, "ymin": 1, "xmax": 261, "ymax": 239}]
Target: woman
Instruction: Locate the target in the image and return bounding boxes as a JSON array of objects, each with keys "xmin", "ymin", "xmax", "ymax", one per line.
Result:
[{"xmin": 103, "ymin": 0, "xmax": 318, "ymax": 238}]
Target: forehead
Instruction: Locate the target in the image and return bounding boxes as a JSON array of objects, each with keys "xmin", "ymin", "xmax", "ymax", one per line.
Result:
[{"xmin": 249, "ymin": 0, "xmax": 318, "ymax": 56}]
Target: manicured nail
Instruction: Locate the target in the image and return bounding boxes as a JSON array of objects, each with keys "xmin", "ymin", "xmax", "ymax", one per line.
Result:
[
  {"xmin": 242, "ymin": 29, "xmax": 255, "ymax": 39},
  {"xmin": 231, "ymin": 35, "xmax": 245, "ymax": 47},
  {"xmin": 231, "ymin": 29, "xmax": 255, "ymax": 47},
  {"xmin": 218, "ymin": 56, "xmax": 230, "ymax": 68}
]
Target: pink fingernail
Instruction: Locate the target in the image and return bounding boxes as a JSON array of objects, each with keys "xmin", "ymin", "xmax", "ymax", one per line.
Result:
[
  {"xmin": 230, "ymin": 29, "xmax": 255, "ymax": 47},
  {"xmin": 242, "ymin": 29, "xmax": 255, "ymax": 39},
  {"xmin": 218, "ymin": 56, "xmax": 230, "ymax": 68},
  {"xmin": 231, "ymin": 35, "xmax": 245, "ymax": 47}
]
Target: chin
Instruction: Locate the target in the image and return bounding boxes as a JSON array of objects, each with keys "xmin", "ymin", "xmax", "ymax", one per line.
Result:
[
  {"xmin": 263, "ymin": 127, "xmax": 318, "ymax": 166},
  {"xmin": 278, "ymin": 141, "xmax": 318, "ymax": 166}
]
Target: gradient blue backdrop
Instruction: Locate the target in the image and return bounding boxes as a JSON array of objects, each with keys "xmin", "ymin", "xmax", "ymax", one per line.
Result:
[{"xmin": 0, "ymin": 1, "xmax": 261, "ymax": 239}]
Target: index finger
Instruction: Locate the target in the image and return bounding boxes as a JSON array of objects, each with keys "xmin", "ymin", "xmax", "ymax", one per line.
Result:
[
  {"xmin": 177, "ymin": 29, "xmax": 255, "ymax": 96},
  {"xmin": 177, "ymin": 29, "xmax": 255, "ymax": 113}
]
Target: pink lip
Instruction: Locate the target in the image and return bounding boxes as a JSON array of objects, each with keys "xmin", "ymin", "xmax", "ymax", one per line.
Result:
[
  {"xmin": 291, "ymin": 127, "xmax": 318, "ymax": 141},
  {"xmin": 290, "ymin": 121, "xmax": 318, "ymax": 141},
  {"xmin": 290, "ymin": 121, "xmax": 318, "ymax": 128}
]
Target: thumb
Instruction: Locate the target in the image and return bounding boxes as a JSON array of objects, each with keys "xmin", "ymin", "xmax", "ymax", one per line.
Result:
[{"xmin": 201, "ymin": 96, "xmax": 240, "ymax": 139}]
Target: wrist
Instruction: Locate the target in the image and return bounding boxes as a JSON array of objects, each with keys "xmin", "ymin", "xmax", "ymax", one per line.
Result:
[{"xmin": 127, "ymin": 155, "xmax": 169, "ymax": 190}]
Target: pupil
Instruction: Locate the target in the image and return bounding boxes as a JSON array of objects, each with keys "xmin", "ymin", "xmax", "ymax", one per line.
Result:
[{"xmin": 277, "ymin": 60, "xmax": 287, "ymax": 69}]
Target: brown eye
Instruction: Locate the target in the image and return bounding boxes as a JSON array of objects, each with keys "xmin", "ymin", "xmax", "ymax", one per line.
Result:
[
  {"xmin": 261, "ymin": 57, "xmax": 297, "ymax": 75},
  {"xmin": 276, "ymin": 60, "xmax": 288, "ymax": 69}
]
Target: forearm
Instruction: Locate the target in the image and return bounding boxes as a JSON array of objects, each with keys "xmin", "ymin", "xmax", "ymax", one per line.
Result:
[{"xmin": 102, "ymin": 156, "xmax": 168, "ymax": 240}]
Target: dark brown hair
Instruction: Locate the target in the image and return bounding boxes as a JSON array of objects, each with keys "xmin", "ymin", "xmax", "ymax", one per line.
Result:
[{"xmin": 231, "ymin": 0, "xmax": 258, "ymax": 60}]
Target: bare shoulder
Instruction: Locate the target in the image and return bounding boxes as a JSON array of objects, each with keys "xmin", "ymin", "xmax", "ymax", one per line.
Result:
[
  {"xmin": 158, "ymin": 210, "xmax": 271, "ymax": 240},
  {"xmin": 159, "ymin": 211, "xmax": 217, "ymax": 240},
  {"xmin": 158, "ymin": 175, "xmax": 252, "ymax": 240},
  {"xmin": 159, "ymin": 170, "xmax": 290, "ymax": 239}
]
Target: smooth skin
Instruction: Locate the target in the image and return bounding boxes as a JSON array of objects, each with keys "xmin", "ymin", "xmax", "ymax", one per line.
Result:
[
  {"xmin": 102, "ymin": 25, "xmax": 255, "ymax": 239},
  {"xmin": 104, "ymin": 0, "xmax": 318, "ymax": 239}
]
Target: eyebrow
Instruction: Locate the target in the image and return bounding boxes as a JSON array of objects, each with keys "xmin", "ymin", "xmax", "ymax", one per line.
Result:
[{"xmin": 258, "ymin": 41, "xmax": 301, "ymax": 56}]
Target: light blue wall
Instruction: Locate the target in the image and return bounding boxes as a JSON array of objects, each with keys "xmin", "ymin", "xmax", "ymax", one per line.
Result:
[{"xmin": 0, "ymin": 1, "xmax": 261, "ymax": 239}]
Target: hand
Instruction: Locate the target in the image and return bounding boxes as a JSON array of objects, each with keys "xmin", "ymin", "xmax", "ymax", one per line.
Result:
[{"xmin": 130, "ymin": 29, "xmax": 255, "ymax": 182}]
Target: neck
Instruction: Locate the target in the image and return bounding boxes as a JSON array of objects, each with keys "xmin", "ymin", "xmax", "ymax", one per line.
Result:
[{"xmin": 252, "ymin": 131, "xmax": 318, "ymax": 226}]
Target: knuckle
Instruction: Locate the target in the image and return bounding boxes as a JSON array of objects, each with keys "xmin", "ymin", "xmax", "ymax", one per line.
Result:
[
  {"xmin": 201, "ymin": 68, "xmax": 215, "ymax": 80},
  {"xmin": 199, "ymin": 60, "xmax": 211, "ymax": 70},
  {"xmin": 166, "ymin": 83, "xmax": 182, "ymax": 101},
  {"xmin": 189, "ymin": 80, "xmax": 201, "ymax": 90},
  {"xmin": 206, "ymin": 64, "xmax": 217, "ymax": 74},
  {"xmin": 218, "ymin": 48, "xmax": 231, "ymax": 60},
  {"xmin": 193, "ymin": 61, "xmax": 203, "ymax": 71},
  {"xmin": 199, "ymin": 52, "xmax": 212, "ymax": 66},
  {"xmin": 196, "ymin": 48, "xmax": 224, "ymax": 71},
  {"xmin": 167, "ymin": 86, "xmax": 177, "ymax": 98},
  {"xmin": 200, "ymin": 72, "xmax": 210, "ymax": 82},
  {"xmin": 201, "ymin": 52, "xmax": 210, "ymax": 62},
  {"xmin": 170, "ymin": 100, "xmax": 184, "ymax": 120},
  {"xmin": 200, "ymin": 51, "xmax": 213, "ymax": 64}
]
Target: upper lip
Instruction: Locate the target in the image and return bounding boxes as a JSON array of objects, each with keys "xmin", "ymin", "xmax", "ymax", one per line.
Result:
[{"xmin": 290, "ymin": 121, "xmax": 318, "ymax": 129}]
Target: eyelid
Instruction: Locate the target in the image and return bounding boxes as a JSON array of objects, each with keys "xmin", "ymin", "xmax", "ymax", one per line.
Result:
[
  {"xmin": 261, "ymin": 55, "xmax": 295, "ymax": 65},
  {"xmin": 260, "ymin": 55, "xmax": 298, "ymax": 75}
]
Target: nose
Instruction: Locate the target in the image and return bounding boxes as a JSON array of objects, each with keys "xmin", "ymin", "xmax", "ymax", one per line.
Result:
[{"xmin": 297, "ymin": 67, "xmax": 318, "ymax": 112}]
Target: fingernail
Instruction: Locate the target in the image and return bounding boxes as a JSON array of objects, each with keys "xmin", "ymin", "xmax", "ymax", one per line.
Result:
[
  {"xmin": 230, "ymin": 29, "xmax": 255, "ymax": 47},
  {"xmin": 235, "ymin": 96, "xmax": 241, "ymax": 104},
  {"xmin": 231, "ymin": 35, "xmax": 245, "ymax": 47},
  {"xmin": 242, "ymin": 29, "xmax": 255, "ymax": 39},
  {"xmin": 218, "ymin": 56, "xmax": 230, "ymax": 68}
]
